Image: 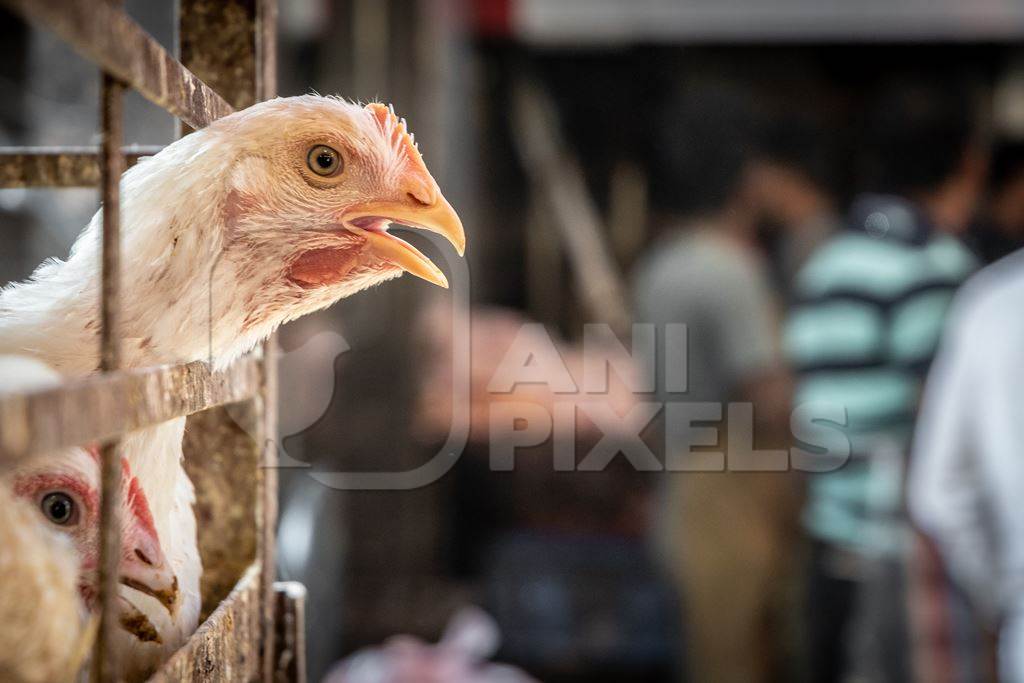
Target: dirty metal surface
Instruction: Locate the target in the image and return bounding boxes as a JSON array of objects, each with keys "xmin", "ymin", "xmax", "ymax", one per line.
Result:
[
  {"xmin": 0, "ymin": 356, "xmax": 261, "ymax": 465},
  {"xmin": 0, "ymin": 0, "xmax": 234, "ymax": 129},
  {"xmin": 0, "ymin": 146, "xmax": 162, "ymax": 188},
  {"xmin": 94, "ymin": 65, "xmax": 126, "ymax": 681},
  {"xmin": 176, "ymin": 1, "xmax": 282, "ymax": 680},
  {"xmin": 183, "ymin": 403, "xmax": 260, "ymax": 622}
]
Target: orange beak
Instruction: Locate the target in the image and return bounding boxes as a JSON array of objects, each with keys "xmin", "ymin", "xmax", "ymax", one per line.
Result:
[
  {"xmin": 351, "ymin": 102, "xmax": 466, "ymax": 288},
  {"xmin": 344, "ymin": 190, "xmax": 465, "ymax": 289}
]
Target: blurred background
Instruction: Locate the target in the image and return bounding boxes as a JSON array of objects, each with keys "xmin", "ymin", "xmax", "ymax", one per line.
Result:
[{"xmin": 3, "ymin": 1, "xmax": 1024, "ymax": 682}]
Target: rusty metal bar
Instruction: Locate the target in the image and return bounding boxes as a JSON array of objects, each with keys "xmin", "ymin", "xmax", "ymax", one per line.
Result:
[
  {"xmin": 0, "ymin": 146, "xmax": 162, "ymax": 188},
  {"xmin": 175, "ymin": 1, "xmax": 281, "ymax": 680},
  {"xmin": 93, "ymin": 66, "xmax": 125, "ymax": 682},
  {"xmin": 182, "ymin": 403, "xmax": 260, "ymax": 620},
  {"xmin": 177, "ymin": 1, "xmax": 282, "ymax": 677},
  {"xmin": 257, "ymin": 0, "xmax": 278, "ymax": 108},
  {"xmin": 0, "ymin": 0, "xmax": 234, "ymax": 129},
  {"xmin": 0, "ymin": 356, "xmax": 262, "ymax": 465},
  {"xmin": 260, "ymin": 334, "xmax": 279, "ymax": 683},
  {"xmin": 256, "ymin": 0, "xmax": 279, "ymax": 673}
]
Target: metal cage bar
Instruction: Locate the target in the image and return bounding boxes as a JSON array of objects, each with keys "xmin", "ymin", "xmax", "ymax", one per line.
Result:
[
  {"xmin": 0, "ymin": 0, "xmax": 234, "ymax": 129},
  {"xmin": 0, "ymin": 146, "xmax": 163, "ymax": 188},
  {"xmin": 94, "ymin": 61, "xmax": 127, "ymax": 680}
]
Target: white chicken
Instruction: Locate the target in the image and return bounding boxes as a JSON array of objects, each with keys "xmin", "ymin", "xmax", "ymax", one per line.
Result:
[
  {"xmin": 0, "ymin": 488, "xmax": 86, "ymax": 683},
  {"xmin": 0, "ymin": 356, "xmax": 180, "ymax": 681},
  {"xmin": 0, "ymin": 96, "xmax": 464, "ymax": 677}
]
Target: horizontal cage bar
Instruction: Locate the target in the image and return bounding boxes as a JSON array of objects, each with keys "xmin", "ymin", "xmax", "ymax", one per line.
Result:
[
  {"xmin": 0, "ymin": 0, "xmax": 235, "ymax": 129},
  {"xmin": 0, "ymin": 146, "xmax": 163, "ymax": 188},
  {"xmin": 0, "ymin": 355, "xmax": 261, "ymax": 464}
]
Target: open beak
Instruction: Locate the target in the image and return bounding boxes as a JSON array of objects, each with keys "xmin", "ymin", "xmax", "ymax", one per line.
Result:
[
  {"xmin": 344, "ymin": 188, "xmax": 466, "ymax": 289},
  {"xmin": 118, "ymin": 537, "xmax": 179, "ymax": 617}
]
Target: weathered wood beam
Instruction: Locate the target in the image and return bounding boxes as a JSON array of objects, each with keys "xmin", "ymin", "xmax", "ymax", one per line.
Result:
[
  {"xmin": 179, "ymin": 0, "xmax": 258, "ymax": 111},
  {"xmin": 148, "ymin": 564, "xmax": 263, "ymax": 683},
  {"xmin": 176, "ymin": 2, "xmax": 281, "ymax": 681},
  {"xmin": 0, "ymin": 356, "xmax": 261, "ymax": 465},
  {"xmin": 0, "ymin": 0, "xmax": 235, "ymax": 129},
  {"xmin": 183, "ymin": 405, "xmax": 260, "ymax": 621},
  {"xmin": 0, "ymin": 146, "xmax": 162, "ymax": 188}
]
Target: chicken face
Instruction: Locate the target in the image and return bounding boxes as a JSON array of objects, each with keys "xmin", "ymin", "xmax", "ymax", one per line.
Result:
[
  {"xmin": 218, "ymin": 97, "xmax": 464, "ymax": 305},
  {"xmin": 8, "ymin": 447, "xmax": 178, "ymax": 643}
]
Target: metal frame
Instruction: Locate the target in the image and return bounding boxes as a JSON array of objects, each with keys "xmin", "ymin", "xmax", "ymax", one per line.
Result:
[{"xmin": 0, "ymin": 1, "xmax": 299, "ymax": 681}]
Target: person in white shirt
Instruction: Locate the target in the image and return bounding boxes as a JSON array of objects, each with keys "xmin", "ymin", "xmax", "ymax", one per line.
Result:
[{"xmin": 909, "ymin": 250, "xmax": 1024, "ymax": 681}]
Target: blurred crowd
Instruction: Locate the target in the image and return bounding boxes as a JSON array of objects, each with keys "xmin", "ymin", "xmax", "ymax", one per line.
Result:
[
  {"xmin": 630, "ymin": 74, "xmax": 1024, "ymax": 683},
  {"xmin": 402, "ymin": 67, "xmax": 1024, "ymax": 683}
]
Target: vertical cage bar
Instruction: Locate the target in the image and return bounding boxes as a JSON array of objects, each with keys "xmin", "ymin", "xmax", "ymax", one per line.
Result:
[
  {"xmin": 93, "ymin": 69, "xmax": 126, "ymax": 682},
  {"xmin": 261, "ymin": 334, "xmax": 279, "ymax": 683},
  {"xmin": 256, "ymin": 3, "xmax": 279, "ymax": 679}
]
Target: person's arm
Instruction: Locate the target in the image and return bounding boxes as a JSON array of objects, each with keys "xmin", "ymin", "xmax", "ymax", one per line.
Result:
[
  {"xmin": 715, "ymin": 254, "xmax": 792, "ymax": 447},
  {"xmin": 908, "ymin": 294, "xmax": 997, "ymax": 621}
]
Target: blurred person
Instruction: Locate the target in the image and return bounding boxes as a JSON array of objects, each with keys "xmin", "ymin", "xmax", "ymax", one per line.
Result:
[
  {"xmin": 969, "ymin": 139, "xmax": 1024, "ymax": 264},
  {"xmin": 785, "ymin": 78, "xmax": 986, "ymax": 683},
  {"xmin": 749, "ymin": 114, "xmax": 842, "ymax": 297},
  {"xmin": 909, "ymin": 251, "xmax": 1024, "ymax": 683},
  {"xmin": 633, "ymin": 84, "xmax": 799, "ymax": 683}
]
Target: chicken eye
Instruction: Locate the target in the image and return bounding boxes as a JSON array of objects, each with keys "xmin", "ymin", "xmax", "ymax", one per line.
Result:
[
  {"xmin": 307, "ymin": 145, "xmax": 343, "ymax": 177},
  {"xmin": 40, "ymin": 492, "xmax": 78, "ymax": 526}
]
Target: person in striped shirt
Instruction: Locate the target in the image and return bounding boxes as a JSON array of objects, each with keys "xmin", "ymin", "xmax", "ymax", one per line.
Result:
[{"xmin": 786, "ymin": 79, "xmax": 987, "ymax": 683}]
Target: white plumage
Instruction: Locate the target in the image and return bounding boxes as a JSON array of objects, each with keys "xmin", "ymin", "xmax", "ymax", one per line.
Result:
[
  {"xmin": 0, "ymin": 95, "xmax": 464, "ymax": 679},
  {"xmin": 0, "ymin": 484, "xmax": 88, "ymax": 683},
  {"xmin": 0, "ymin": 355, "xmax": 89, "ymax": 683},
  {"xmin": 0, "ymin": 355, "xmax": 186, "ymax": 681}
]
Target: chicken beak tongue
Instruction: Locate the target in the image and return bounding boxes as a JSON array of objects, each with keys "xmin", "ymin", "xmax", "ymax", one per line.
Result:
[
  {"xmin": 350, "ymin": 190, "xmax": 465, "ymax": 288},
  {"xmin": 363, "ymin": 229, "xmax": 449, "ymax": 289}
]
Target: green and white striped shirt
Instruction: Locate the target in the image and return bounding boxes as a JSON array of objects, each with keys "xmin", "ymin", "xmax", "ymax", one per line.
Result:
[{"xmin": 785, "ymin": 195, "xmax": 977, "ymax": 555}]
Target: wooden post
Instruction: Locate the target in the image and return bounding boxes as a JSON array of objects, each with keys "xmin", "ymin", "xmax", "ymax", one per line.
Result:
[{"xmin": 177, "ymin": 1, "xmax": 284, "ymax": 680}]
